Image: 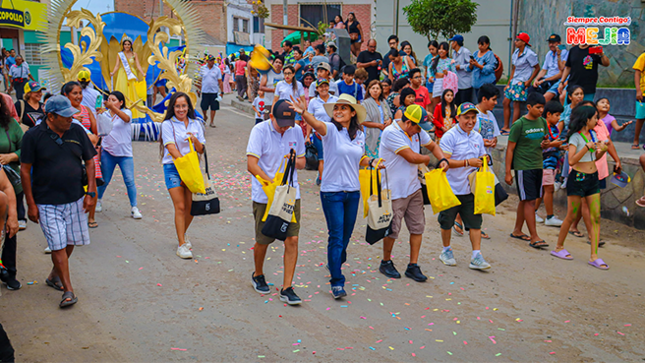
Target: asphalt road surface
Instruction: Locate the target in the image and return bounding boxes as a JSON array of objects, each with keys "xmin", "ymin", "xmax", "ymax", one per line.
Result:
[{"xmin": 1, "ymin": 97, "xmax": 644, "ymax": 362}]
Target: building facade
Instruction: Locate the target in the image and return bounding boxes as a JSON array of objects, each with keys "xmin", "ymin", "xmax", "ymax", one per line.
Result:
[
  {"xmin": 265, "ymin": 0, "xmax": 373, "ymax": 52},
  {"xmin": 0, "ymin": 0, "xmax": 47, "ymax": 81}
]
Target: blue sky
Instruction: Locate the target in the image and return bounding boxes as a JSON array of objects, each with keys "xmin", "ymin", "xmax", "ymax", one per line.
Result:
[{"xmin": 72, "ymin": 0, "xmax": 114, "ymax": 14}]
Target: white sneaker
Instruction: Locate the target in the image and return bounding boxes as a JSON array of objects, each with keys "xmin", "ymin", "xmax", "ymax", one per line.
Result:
[
  {"xmin": 184, "ymin": 236, "xmax": 192, "ymax": 250},
  {"xmin": 44, "ymin": 246, "xmax": 51, "ymax": 254},
  {"xmin": 176, "ymin": 244, "xmax": 193, "ymax": 259},
  {"xmin": 554, "ymin": 182, "xmax": 561, "ymax": 192},
  {"xmin": 131, "ymin": 206, "xmax": 142, "ymax": 219},
  {"xmin": 535, "ymin": 213, "xmax": 544, "ymax": 223},
  {"xmin": 545, "ymin": 216, "xmax": 563, "ymax": 227},
  {"xmin": 18, "ymin": 220, "xmax": 27, "ymax": 230},
  {"xmin": 96, "ymin": 200, "xmax": 103, "ymax": 212}
]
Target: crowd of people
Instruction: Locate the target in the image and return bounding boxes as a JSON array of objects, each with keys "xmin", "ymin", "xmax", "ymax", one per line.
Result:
[{"xmin": 1, "ymin": 28, "xmax": 645, "ymax": 316}]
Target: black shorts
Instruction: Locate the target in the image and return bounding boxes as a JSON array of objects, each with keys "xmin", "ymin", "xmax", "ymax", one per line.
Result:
[
  {"xmin": 515, "ymin": 169, "xmax": 543, "ymax": 201},
  {"xmin": 567, "ymin": 170, "xmax": 600, "ymax": 197},
  {"xmin": 201, "ymin": 93, "xmax": 220, "ymax": 111},
  {"xmin": 438, "ymin": 194, "xmax": 483, "ymax": 231}
]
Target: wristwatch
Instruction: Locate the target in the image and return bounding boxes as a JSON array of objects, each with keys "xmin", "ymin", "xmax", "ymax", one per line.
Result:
[{"xmin": 86, "ymin": 191, "xmax": 96, "ymax": 198}]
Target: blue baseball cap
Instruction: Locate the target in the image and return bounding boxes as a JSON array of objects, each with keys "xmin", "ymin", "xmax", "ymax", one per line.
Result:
[
  {"xmin": 448, "ymin": 35, "xmax": 464, "ymax": 43},
  {"xmin": 456, "ymin": 102, "xmax": 478, "ymax": 116},
  {"xmin": 45, "ymin": 95, "xmax": 79, "ymax": 117}
]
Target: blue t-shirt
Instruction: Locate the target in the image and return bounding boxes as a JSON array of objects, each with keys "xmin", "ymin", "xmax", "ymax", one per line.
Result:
[
  {"xmin": 336, "ymin": 80, "xmax": 363, "ymax": 101},
  {"xmin": 542, "ymin": 124, "xmax": 560, "ymax": 169},
  {"xmin": 5, "ymin": 56, "xmax": 15, "ymax": 68},
  {"xmin": 296, "ymin": 59, "xmax": 307, "ymax": 81}
]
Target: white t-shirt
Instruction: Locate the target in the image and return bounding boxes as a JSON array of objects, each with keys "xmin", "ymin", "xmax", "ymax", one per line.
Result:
[
  {"xmin": 200, "ymin": 64, "xmax": 222, "ymax": 94},
  {"xmin": 81, "ymin": 87, "xmax": 101, "ymax": 117},
  {"xmin": 161, "ymin": 117, "xmax": 206, "ymax": 165},
  {"xmin": 308, "ymin": 80, "xmax": 339, "ymax": 98},
  {"xmin": 440, "ymin": 125, "xmax": 486, "ymax": 195},
  {"xmin": 102, "ymin": 109, "xmax": 133, "ymax": 157},
  {"xmin": 474, "ymin": 108, "xmax": 500, "ymax": 154},
  {"xmin": 379, "ymin": 122, "xmax": 432, "ymax": 200},
  {"xmin": 252, "ymin": 96, "xmax": 267, "ymax": 119},
  {"xmin": 246, "ymin": 120, "xmax": 306, "ymax": 203},
  {"xmin": 320, "ymin": 122, "xmax": 365, "ymax": 192},
  {"xmin": 263, "ymin": 70, "xmax": 284, "ymax": 106},
  {"xmin": 274, "ymin": 80, "xmax": 305, "ymax": 102},
  {"xmin": 307, "ymin": 95, "xmax": 338, "ymax": 123}
]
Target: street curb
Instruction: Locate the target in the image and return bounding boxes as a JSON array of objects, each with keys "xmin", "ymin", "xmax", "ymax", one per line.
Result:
[{"xmin": 230, "ymin": 98, "xmax": 255, "ymax": 117}]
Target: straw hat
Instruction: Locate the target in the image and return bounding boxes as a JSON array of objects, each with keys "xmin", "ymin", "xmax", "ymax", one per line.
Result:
[{"xmin": 323, "ymin": 94, "xmax": 367, "ymax": 124}]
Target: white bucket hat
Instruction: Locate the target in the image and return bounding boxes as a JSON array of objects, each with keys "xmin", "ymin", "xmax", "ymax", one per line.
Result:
[{"xmin": 323, "ymin": 94, "xmax": 367, "ymax": 124}]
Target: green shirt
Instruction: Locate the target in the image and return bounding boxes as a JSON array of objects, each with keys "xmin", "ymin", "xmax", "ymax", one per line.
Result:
[
  {"xmin": 508, "ymin": 116, "xmax": 547, "ymax": 170},
  {"xmin": 0, "ymin": 119, "xmax": 24, "ymax": 193}
]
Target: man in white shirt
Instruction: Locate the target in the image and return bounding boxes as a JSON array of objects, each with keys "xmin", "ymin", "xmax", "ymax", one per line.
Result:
[
  {"xmin": 78, "ymin": 70, "xmax": 101, "ymax": 117},
  {"xmin": 246, "ymin": 99, "xmax": 306, "ymax": 305},
  {"xmin": 198, "ymin": 55, "xmax": 224, "ymax": 127},
  {"xmin": 438, "ymin": 102, "xmax": 491, "ymax": 270},
  {"xmin": 378, "ymin": 104, "xmax": 448, "ymax": 282},
  {"xmin": 8, "ymin": 55, "xmax": 34, "ymax": 100},
  {"xmin": 531, "ymin": 34, "xmax": 568, "ymax": 102}
]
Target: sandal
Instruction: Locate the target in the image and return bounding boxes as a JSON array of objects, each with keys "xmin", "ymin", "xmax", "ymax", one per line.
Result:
[
  {"xmin": 587, "ymin": 240, "xmax": 606, "ymax": 247},
  {"xmin": 453, "ymin": 222, "xmax": 464, "ymax": 237},
  {"xmin": 60, "ymin": 291, "xmax": 78, "ymax": 308},
  {"xmin": 481, "ymin": 232, "xmax": 491, "ymax": 240},
  {"xmin": 209, "ymin": 123, "xmax": 216, "ymax": 128},
  {"xmin": 45, "ymin": 277, "xmax": 64, "ymax": 291},
  {"xmin": 550, "ymin": 249, "xmax": 573, "ymax": 260},
  {"xmin": 588, "ymin": 258, "xmax": 609, "ymax": 270},
  {"xmin": 88, "ymin": 221, "xmax": 98, "ymax": 228},
  {"xmin": 568, "ymin": 230, "xmax": 584, "ymax": 238},
  {"xmin": 529, "ymin": 240, "xmax": 549, "ymax": 249},
  {"xmin": 510, "ymin": 233, "xmax": 531, "ymax": 241},
  {"xmin": 636, "ymin": 196, "xmax": 645, "ymax": 208},
  {"xmin": 500, "ymin": 129, "xmax": 510, "ymax": 136},
  {"xmin": 631, "ymin": 144, "xmax": 640, "ymax": 150}
]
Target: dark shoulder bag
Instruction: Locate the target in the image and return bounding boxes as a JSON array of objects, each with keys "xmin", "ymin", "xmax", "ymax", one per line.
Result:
[{"xmin": 191, "ymin": 146, "xmax": 220, "ymax": 216}]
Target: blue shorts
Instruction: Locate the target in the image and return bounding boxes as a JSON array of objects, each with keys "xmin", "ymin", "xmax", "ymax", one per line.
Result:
[
  {"xmin": 163, "ymin": 163, "xmax": 182, "ymax": 189},
  {"xmin": 312, "ymin": 133, "xmax": 324, "ymax": 160},
  {"xmin": 546, "ymin": 80, "xmax": 561, "ymax": 95},
  {"xmin": 636, "ymin": 100, "xmax": 645, "ymax": 120}
]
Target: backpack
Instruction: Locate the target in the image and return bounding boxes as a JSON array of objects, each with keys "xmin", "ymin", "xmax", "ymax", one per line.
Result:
[
  {"xmin": 493, "ymin": 53, "xmax": 504, "ymax": 83},
  {"xmin": 330, "ymin": 53, "xmax": 346, "ymax": 80}
]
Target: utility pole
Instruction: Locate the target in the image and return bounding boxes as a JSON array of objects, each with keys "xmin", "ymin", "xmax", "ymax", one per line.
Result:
[{"xmin": 283, "ymin": 0, "xmax": 288, "ymax": 37}]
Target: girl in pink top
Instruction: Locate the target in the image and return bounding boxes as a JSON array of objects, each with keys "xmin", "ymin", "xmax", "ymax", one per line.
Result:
[{"xmin": 597, "ymin": 98, "xmax": 633, "ymax": 136}]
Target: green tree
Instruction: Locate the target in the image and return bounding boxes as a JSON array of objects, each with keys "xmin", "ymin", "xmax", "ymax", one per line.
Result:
[{"xmin": 403, "ymin": 0, "xmax": 478, "ymax": 41}]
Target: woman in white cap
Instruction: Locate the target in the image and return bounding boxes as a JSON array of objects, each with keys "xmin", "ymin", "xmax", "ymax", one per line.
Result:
[{"xmin": 288, "ymin": 94, "xmax": 384, "ymax": 300}]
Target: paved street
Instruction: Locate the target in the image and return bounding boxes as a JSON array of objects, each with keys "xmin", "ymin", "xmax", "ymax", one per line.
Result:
[{"xmin": 1, "ymin": 97, "xmax": 644, "ymax": 362}]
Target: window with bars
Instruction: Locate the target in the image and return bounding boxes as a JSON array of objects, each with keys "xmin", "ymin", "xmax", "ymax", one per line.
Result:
[
  {"xmin": 299, "ymin": 4, "xmax": 341, "ymax": 29},
  {"xmin": 233, "ymin": 17, "xmax": 240, "ymax": 32},
  {"xmin": 24, "ymin": 43, "xmax": 42, "ymax": 65},
  {"xmin": 242, "ymin": 19, "xmax": 249, "ymax": 33},
  {"xmin": 253, "ymin": 16, "xmax": 265, "ymax": 33}
]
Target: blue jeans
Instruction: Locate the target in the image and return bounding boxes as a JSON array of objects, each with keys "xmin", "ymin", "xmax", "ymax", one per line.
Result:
[
  {"xmin": 98, "ymin": 150, "xmax": 137, "ymax": 207},
  {"xmin": 320, "ymin": 191, "xmax": 360, "ymax": 287}
]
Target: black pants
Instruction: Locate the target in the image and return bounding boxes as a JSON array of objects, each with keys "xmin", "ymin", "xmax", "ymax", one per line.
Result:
[
  {"xmin": 16, "ymin": 192, "xmax": 24, "ymax": 222},
  {"xmin": 235, "ymin": 75, "xmax": 247, "ymax": 98},
  {"xmin": 11, "ymin": 80, "xmax": 26, "ymax": 100},
  {"xmin": 1, "ymin": 192, "xmax": 23, "ymax": 279},
  {"xmin": 0, "ymin": 324, "xmax": 14, "ymax": 363},
  {"xmin": 456, "ymin": 87, "xmax": 474, "ymax": 106}
]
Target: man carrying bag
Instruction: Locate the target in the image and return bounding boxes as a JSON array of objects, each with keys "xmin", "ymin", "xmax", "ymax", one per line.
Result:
[
  {"xmin": 246, "ymin": 99, "xmax": 306, "ymax": 305},
  {"xmin": 377, "ymin": 104, "xmax": 448, "ymax": 282}
]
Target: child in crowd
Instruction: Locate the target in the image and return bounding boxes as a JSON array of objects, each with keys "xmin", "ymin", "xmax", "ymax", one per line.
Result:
[
  {"xmin": 596, "ymin": 98, "xmax": 633, "ymax": 136},
  {"xmin": 336, "ymin": 65, "xmax": 364, "ymax": 101},
  {"xmin": 534, "ymin": 100, "xmax": 565, "ymax": 226},
  {"xmin": 505, "ymin": 92, "xmax": 549, "ymax": 249},
  {"xmin": 354, "ymin": 67, "xmax": 368, "ymax": 96},
  {"xmin": 432, "ymin": 89, "xmax": 457, "ymax": 140},
  {"xmin": 252, "ymin": 89, "xmax": 266, "ymax": 124},
  {"xmin": 393, "ymin": 88, "xmax": 417, "ymax": 121}
]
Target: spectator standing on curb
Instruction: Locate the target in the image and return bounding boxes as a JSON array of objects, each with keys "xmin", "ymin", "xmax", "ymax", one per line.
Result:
[
  {"xmin": 558, "ymin": 44, "xmax": 609, "ymax": 103},
  {"xmin": 198, "ymin": 55, "xmax": 224, "ymax": 128},
  {"xmin": 467, "ymin": 36, "xmax": 497, "ymax": 100},
  {"xmin": 531, "ymin": 34, "xmax": 567, "ymax": 103},
  {"xmin": 423, "ymin": 40, "xmax": 439, "ymax": 98},
  {"xmin": 356, "ymin": 39, "xmax": 383, "ymax": 84},
  {"xmin": 21, "ymin": 95, "xmax": 97, "ymax": 308},
  {"xmin": 449, "ymin": 35, "xmax": 473, "ymax": 105},
  {"xmin": 632, "ymin": 50, "xmax": 645, "ymax": 149},
  {"xmin": 382, "ymin": 35, "xmax": 399, "ymax": 73}
]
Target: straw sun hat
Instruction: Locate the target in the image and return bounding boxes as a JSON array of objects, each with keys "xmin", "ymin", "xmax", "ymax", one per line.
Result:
[{"xmin": 323, "ymin": 94, "xmax": 367, "ymax": 123}]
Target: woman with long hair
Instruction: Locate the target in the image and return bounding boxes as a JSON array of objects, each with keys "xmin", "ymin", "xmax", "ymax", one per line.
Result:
[
  {"xmin": 428, "ymin": 42, "xmax": 455, "ymax": 113},
  {"xmin": 558, "ymin": 85, "xmax": 584, "ymax": 133},
  {"xmin": 110, "ymin": 37, "xmax": 145, "ymax": 120},
  {"xmin": 221, "ymin": 58, "xmax": 232, "ymax": 94},
  {"xmin": 432, "ymin": 89, "xmax": 457, "ymax": 141},
  {"xmin": 400, "ymin": 41, "xmax": 418, "ymax": 66},
  {"xmin": 260, "ymin": 57, "xmax": 285, "ymax": 109},
  {"xmin": 333, "ymin": 15, "xmax": 345, "ymax": 29},
  {"xmin": 423, "ymin": 40, "xmax": 439, "ymax": 97},
  {"xmin": 346, "ymin": 12, "xmax": 363, "ymax": 57},
  {"xmin": 273, "ymin": 65, "xmax": 305, "ymax": 105},
  {"xmin": 0, "ymin": 95, "xmax": 23, "ymax": 289},
  {"xmin": 468, "ymin": 35, "xmax": 497, "ymax": 98},
  {"xmin": 387, "ymin": 49, "xmax": 415, "ymax": 82},
  {"xmin": 288, "ymin": 93, "xmax": 383, "ymax": 299},
  {"xmin": 96, "ymin": 91, "xmax": 141, "ymax": 219},
  {"xmin": 61, "ymin": 81, "xmax": 102, "ymax": 228},
  {"xmin": 159, "ymin": 92, "xmax": 205, "ymax": 259},
  {"xmin": 551, "ymin": 105, "xmax": 609, "ymax": 269},
  {"xmin": 362, "ymin": 80, "xmax": 392, "ymax": 158}
]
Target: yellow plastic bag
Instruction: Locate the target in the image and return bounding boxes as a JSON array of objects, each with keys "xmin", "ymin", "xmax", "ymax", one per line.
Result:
[
  {"xmin": 425, "ymin": 169, "xmax": 461, "ymax": 214},
  {"xmin": 173, "ymin": 138, "xmax": 206, "ymax": 194},
  {"xmin": 359, "ymin": 159, "xmax": 382, "ymax": 218},
  {"xmin": 472, "ymin": 157, "xmax": 496, "ymax": 216}
]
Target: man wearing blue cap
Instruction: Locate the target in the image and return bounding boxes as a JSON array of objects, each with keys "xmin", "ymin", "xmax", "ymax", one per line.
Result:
[
  {"xmin": 449, "ymin": 35, "xmax": 473, "ymax": 106},
  {"xmin": 20, "ymin": 95, "xmax": 97, "ymax": 308},
  {"xmin": 378, "ymin": 104, "xmax": 448, "ymax": 281}
]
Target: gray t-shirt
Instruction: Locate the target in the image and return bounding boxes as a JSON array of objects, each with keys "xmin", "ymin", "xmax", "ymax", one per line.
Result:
[{"xmin": 568, "ymin": 130, "xmax": 597, "ymax": 163}]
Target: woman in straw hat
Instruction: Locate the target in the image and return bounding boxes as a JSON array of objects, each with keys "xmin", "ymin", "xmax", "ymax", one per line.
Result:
[{"xmin": 288, "ymin": 94, "xmax": 384, "ymax": 300}]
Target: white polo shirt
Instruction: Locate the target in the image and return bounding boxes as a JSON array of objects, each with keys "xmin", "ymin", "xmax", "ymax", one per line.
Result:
[
  {"xmin": 307, "ymin": 95, "xmax": 338, "ymax": 123},
  {"xmin": 274, "ymin": 80, "xmax": 305, "ymax": 101},
  {"xmin": 246, "ymin": 120, "xmax": 305, "ymax": 203},
  {"xmin": 379, "ymin": 122, "xmax": 432, "ymax": 200},
  {"xmin": 440, "ymin": 124, "xmax": 486, "ymax": 195},
  {"xmin": 321, "ymin": 122, "xmax": 365, "ymax": 192},
  {"xmin": 200, "ymin": 64, "xmax": 222, "ymax": 94},
  {"xmin": 161, "ymin": 117, "xmax": 206, "ymax": 165}
]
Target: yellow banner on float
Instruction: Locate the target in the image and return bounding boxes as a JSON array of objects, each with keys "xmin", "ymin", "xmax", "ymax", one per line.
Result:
[{"xmin": 0, "ymin": 0, "xmax": 47, "ymax": 31}]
